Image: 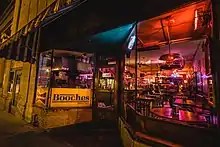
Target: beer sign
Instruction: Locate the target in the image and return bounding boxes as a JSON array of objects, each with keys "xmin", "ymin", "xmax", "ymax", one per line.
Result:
[{"xmin": 50, "ymin": 88, "xmax": 92, "ymax": 107}]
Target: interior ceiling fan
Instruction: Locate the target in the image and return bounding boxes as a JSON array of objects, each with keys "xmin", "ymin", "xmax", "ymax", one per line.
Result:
[{"xmin": 159, "ymin": 17, "xmax": 185, "ymax": 70}]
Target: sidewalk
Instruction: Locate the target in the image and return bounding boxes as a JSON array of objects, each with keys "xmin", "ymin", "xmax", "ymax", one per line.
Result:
[
  {"xmin": 0, "ymin": 111, "xmax": 123, "ymax": 147},
  {"xmin": 0, "ymin": 111, "xmax": 71, "ymax": 147}
]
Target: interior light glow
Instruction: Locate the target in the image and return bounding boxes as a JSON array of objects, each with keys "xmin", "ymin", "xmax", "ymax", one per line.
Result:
[{"xmin": 194, "ymin": 10, "xmax": 198, "ymax": 30}]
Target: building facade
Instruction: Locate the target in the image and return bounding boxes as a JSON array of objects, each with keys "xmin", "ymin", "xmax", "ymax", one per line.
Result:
[
  {"xmin": 0, "ymin": 0, "xmax": 87, "ymax": 126},
  {"xmin": 0, "ymin": 1, "xmax": 220, "ymax": 143}
]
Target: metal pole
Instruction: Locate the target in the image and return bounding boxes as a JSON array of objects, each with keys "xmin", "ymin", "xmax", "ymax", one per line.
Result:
[
  {"xmin": 92, "ymin": 53, "xmax": 98, "ymax": 120},
  {"xmin": 47, "ymin": 49, "xmax": 54, "ymax": 108},
  {"xmin": 134, "ymin": 22, "xmax": 138, "ymax": 100},
  {"xmin": 33, "ymin": 28, "xmax": 41, "ymax": 105},
  {"xmin": 134, "ymin": 22, "xmax": 138, "ymax": 115}
]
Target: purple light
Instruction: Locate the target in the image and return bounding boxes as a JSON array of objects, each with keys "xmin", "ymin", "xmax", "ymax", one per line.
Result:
[
  {"xmin": 202, "ymin": 74, "xmax": 212, "ymax": 79},
  {"xmin": 171, "ymin": 73, "xmax": 178, "ymax": 78}
]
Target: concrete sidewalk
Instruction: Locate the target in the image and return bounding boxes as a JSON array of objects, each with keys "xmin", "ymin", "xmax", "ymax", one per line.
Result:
[
  {"xmin": 0, "ymin": 111, "xmax": 38, "ymax": 139},
  {"xmin": 0, "ymin": 111, "xmax": 72, "ymax": 147},
  {"xmin": 0, "ymin": 111, "xmax": 123, "ymax": 147}
]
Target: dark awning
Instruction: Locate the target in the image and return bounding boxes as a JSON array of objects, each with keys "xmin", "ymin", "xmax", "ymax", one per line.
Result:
[
  {"xmin": 41, "ymin": 22, "xmax": 136, "ymax": 56},
  {"xmin": 39, "ymin": 0, "xmax": 199, "ymax": 53}
]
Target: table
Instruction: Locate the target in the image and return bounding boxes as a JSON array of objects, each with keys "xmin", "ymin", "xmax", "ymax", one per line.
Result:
[
  {"xmin": 151, "ymin": 108, "xmax": 206, "ymax": 123},
  {"xmin": 173, "ymin": 95, "xmax": 188, "ymax": 99},
  {"xmin": 138, "ymin": 97, "xmax": 155, "ymax": 101},
  {"xmin": 174, "ymin": 99, "xmax": 195, "ymax": 106}
]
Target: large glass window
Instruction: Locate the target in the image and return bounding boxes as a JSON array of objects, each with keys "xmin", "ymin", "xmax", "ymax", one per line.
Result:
[
  {"xmin": 8, "ymin": 71, "xmax": 15, "ymax": 93},
  {"xmin": 37, "ymin": 51, "xmax": 52, "ymax": 88},
  {"xmin": 36, "ymin": 50, "xmax": 94, "ymax": 106},
  {"xmin": 51, "ymin": 50, "xmax": 93, "ymax": 89},
  {"xmin": 35, "ymin": 50, "xmax": 52, "ymax": 106}
]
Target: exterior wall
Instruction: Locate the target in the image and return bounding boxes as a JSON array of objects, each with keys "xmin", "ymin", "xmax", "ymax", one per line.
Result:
[
  {"xmin": 33, "ymin": 107, "xmax": 92, "ymax": 129},
  {"xmin": 12, "ymin": 0, "xmax": 56, "ymax": 34},
  {"xmin": 1, "ymin": 59, "xmax": 12, "ymax": 111},
  {"xmin": 0, "ymin": 59, "xmax": 37, "ymax": 123},
  {"xmin": 0, "ymin": 57, "xmax": 93, "ymax": 128},
  {"xmin": 0, "ymin": 58, "xmax": 6, "ymax": 110}
]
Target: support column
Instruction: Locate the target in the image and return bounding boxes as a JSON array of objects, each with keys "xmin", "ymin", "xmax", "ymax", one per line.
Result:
[
  {"xmin": 24, "ymin": 63, "xmax": 37, "ymax": 122},
  {"xmin": 114, "ymin": 53, "xmax": 125, "ymax": 117},
  {"xmin": 92, "ymin": 53, "xmax": 99, "ymax": 120},
  {"xmin": 210, "ymin": 0, "xmax": 220, "ymax": 130},
  {"xmin": 0, "ymin": 58, "xmax": 5, "ymax": 91},
  {"xmin": 2, "ymin": 59, "xmax": 12, "ymax": 111},
  {"xmin": 0, "ymin": 58, "xmax": 6, "ymax": 110},
  {"xmin": 19, "ymin": 62, "xmax": 31, "ymax": 119}
]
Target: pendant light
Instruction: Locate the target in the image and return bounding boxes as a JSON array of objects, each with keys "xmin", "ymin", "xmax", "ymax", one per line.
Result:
[{"xmin": 159, "ymin": 18, "xmax": 185, "ymax": 70}]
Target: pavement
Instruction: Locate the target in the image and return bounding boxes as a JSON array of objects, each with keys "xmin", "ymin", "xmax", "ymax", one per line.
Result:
[{"xmin": 0, "ymin": 111, "xmax": 123, "ymax": 147}]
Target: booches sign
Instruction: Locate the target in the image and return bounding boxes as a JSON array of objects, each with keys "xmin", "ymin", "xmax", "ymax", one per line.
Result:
[
  {"xmin": 53, "ymin": 94, "xmax": 90, "ymax": 102},
  {"xmin": 50, "ymin": 88, "xmax": 92, "ymax": 107}
]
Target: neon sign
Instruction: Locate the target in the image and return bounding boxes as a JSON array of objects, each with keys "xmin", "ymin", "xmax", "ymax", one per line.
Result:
[{"xmin": 128, "ymin": 35, "xmax": 136, "ymax": 50}]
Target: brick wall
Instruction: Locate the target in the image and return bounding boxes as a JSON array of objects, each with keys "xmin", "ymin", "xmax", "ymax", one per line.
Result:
[{"xmin": 33, "ymin": 107, "xmax": 92, "ymax": 129}]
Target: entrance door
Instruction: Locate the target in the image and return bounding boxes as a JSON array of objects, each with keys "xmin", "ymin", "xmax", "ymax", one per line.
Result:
[
  {"xmin": 8, "ymin": 70, "xmax": 22, "ymax": 113},
  {"xmin": 95, "ymin": 66, "xmax": 116, "ymax": 120}
]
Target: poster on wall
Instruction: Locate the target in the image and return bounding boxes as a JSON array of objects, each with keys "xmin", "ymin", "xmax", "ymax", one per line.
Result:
[
  {"xmin": 36, "ymin": 87, "xmax": 48, "ymax": 106},
  {"xmin": 50, "ymin": 88, "xmax": 92, "ymax": 107}
]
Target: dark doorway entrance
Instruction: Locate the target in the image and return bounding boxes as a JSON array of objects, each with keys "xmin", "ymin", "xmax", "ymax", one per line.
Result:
[{"xmin": 94, "ymin": 56, "xmax": 116, "ymax": 121}]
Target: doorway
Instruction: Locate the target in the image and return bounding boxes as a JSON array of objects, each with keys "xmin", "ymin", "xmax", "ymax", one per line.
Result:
[
  {"xmin": 8, "ymin": 70, "xmax": 22, "ymax": 113},
  {"xmin": 94, "ymin": 56, "xmax": 116, "ymax": 120}
]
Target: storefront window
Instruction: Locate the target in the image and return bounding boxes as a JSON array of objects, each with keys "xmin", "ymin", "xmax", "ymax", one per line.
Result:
[
  {"xmin": 37, "ymin": 51, "xmax": 52, "ymax": 88},
  {"xmin": 36, "ymin": 50, "xmax": 94, "ymax": 107},
  {"xmin": 12, "ymin": 71, "xmax": 22, "ymax": 106},
  {"xmin": 124, "ymin": 51, "xmax": 136, "ymax": 101},
  {"xmin": 51, "ymin": 50, "xmax": 93, "ymax": 89},
  {"xmin": 98, "ymin": 67, "xmax": 115, "ymax": 90},
  {"xmin": 8, "ymin": 71, "xmax": 14, "ymax": 93},
  {"xmin": 35, "ymin": 50, "xmax": 52, "ymax": 106}
]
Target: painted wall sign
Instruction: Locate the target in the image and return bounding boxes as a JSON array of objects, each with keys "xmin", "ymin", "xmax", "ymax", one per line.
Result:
[
  {"xmin": 36, "ymin": 87, "xmax": 48, "ymax": 106},
  {"xmin": 50, "ymin": 88, "xmax": 92, "ymax": 107}
]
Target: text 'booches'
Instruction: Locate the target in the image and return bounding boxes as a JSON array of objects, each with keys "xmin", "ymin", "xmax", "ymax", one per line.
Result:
[{"xmin": 53, "ymin": 94, "xmax": 90, "ymax": 101}]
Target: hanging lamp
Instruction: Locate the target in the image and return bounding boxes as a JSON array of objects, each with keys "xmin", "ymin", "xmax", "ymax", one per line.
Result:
[{"xmin": 159, "ymin": 19, "xmax": 185, "ymax": 70}]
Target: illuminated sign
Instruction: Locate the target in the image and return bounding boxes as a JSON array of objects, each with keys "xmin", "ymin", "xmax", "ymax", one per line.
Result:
[
  {"xmin": 128, "ymin": 35, "xmax": 136, "ymax": 50},
  {"xmin": 36, "ymin": 87, "xmax": 48, "ymax": 106},
  {"xmin": 50, "ymin": 88, "xmax": 92, "ymax": 107},
  {"xmin": 53, "ymin": 94, "xmax": 89, "ymax": 102},
  {"xmin": 102, "ymin": 73, "xmax": 112, "ymax": 78},
  {"xmin": 194, "ymin": 8, "xmax": 203, "ymax": 30}
]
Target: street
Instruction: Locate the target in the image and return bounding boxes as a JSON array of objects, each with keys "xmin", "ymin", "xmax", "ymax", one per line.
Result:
[{"xmin": 0, "ymin": 111, "xmax": 123, "ymax": 147}]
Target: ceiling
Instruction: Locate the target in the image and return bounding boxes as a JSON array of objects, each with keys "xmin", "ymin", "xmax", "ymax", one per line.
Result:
[
  {"xmin": 126, "ymin": 39, "xmax": 205, "ymax": 66},
  {"xmin": 45, "ymin": 50, "xmax": 94, "ymax": 57},
  {"xmin": 137, "ymin": 0, "xmax": 210, "ymax": 48}
]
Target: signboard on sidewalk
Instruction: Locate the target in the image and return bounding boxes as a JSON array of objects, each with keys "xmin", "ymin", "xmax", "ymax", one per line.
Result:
[{"xmin": 50, "ymin": 88, "xmax": 92, "ymax": 107}]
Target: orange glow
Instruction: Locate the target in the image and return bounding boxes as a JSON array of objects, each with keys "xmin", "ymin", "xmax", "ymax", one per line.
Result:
[
  {"xmin": 169, "ymin": 19, "xmax": 175, "ymax": 24},
  {"xmin": 194, "ymin": 9, "xmax": 198, "ymax": 30},
  {"xmin": 137, "ymin": 0, "xmax": 209, "ymax": 49}
]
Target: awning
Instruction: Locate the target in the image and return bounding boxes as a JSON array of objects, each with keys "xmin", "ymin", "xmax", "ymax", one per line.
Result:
[
  {"xmin": 87, "ymin": 23, "xmax": 136, "ymax": 52},
  {"xmin": 40, "ymin": 0, "xmax": 204, "ymax": 53},
  {"xmin": 40, "ymin": 22, "xmax": 136, "ymax": 56}
]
